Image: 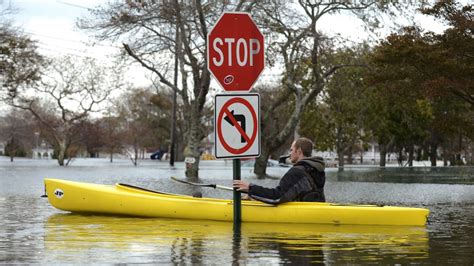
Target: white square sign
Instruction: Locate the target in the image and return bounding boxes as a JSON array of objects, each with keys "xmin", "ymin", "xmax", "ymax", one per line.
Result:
[{"xmin": 214, "ymin": 93, "xmax": 260, "ymax": 159}]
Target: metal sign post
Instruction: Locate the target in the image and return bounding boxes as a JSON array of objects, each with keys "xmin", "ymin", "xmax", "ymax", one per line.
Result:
[
  {"xmin": 208, "ymin": 12, "xmax": 264, "ymax": 231},
  {"xmin": 233, "ymin": 159, "xmax": 241, "ymax": 230},
  {"xmin": 214, "ymin": 94, "xmax": 260, "ymax": 230}
]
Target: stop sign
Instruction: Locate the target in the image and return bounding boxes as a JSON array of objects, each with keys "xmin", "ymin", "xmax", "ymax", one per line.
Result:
[{"xmin": 207, "ymin": 12, "xmax": 265, "ymax": 92}]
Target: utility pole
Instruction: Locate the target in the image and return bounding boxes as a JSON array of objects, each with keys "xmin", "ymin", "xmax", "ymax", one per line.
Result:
[{"xmin": 170, "ymin": 24, "xmax": 179, "ymax": 166}]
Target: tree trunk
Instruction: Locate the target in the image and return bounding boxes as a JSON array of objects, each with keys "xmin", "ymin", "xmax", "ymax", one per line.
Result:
[
  {"xmin": 470, "ymin": 145, "xmax": 474, "ymax": 165},
  {"xmin": 109, "ymin": 149, "xmax": 113, "ymax": 163},
  {"xmin": 57, "ymin": 141, "xmax": 66, "ymax": 166},
  {"xmin": 430, "ymin": 141, "xmax": 438, "ymax": 167},
  {"xmin": 294, "ymin": 120, "xmax": 300, "ymax": 140},
  {"xmin": 408, "ymin": 145, "xmax": 414, "ymax": 167},
  {"xmin": 9, "ymin": 136, "xmax": 15, "ymax": 162},
  {"xmin": 455, "ymin": 154, "xmax": 463, "ymax": 165},
  {"xmin": 133, "ymin": 143, "xmax": 138, "ymax": 166},
  {"xmin": 347, "ymin": 146, "xmax": 353, "ymax": 165},
  {"xmin": 415, "ymin": 146, "xmax": 422, "ymax": 161},
  {"xmin": 335, "ymin": 129, "xmax": 345, "ymax": 170},
  {"xmin": 337, "ymin": 150, "xmax": 345, "ymax": 171},
  {"xmin": 398, "ymin": 149, "xmax": 403, "ymax": 166},
  {"xmin": 253, "ymin": 94, "xmax": 306, "ymax": 177},
  {"xmin": 254, "ymin": 149, "xmax": 270, "ymax": 178},
  {"xmin": 185, "ymin": 110, "xmax": 201, "ymax": 178},
  {"xmin": 336, "ymin": 137, "xmax": 344, "ymax": 171},
  {"xmin": 379, "ymin": 143, "xmax": 387, "ymax": 167}
]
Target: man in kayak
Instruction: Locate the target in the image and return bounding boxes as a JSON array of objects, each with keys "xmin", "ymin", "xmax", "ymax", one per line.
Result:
[{"xmin": 233, "ymin": 137, "xmax": 325, "ymax": 204}]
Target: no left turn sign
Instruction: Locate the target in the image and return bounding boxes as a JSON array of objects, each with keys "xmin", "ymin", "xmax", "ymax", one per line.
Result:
[{"xmin": 214, "ymin": 94, "xmax": 260, "ymax": 159}]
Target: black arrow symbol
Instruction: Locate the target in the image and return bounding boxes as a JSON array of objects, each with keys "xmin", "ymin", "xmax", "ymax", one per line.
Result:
[{"xmin": 224, "ymin": 110, "xmax": 246, "ymax": 143}]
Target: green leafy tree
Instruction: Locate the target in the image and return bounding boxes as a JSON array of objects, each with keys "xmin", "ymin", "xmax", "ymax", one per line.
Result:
[
  {"xmin": 420, "ymin": 0, "xmax": 473, "ymax": 107},
  {"xmin": 366, "ymin": 28, "xmax": 435, "ymax": 166},
  {"xmin": 420, "ymin": 0, "xmax": 473, "ymax": 165},
  {"xmin": 366, "ymin": 0, "xmax": 473, "ymax": 166},
  {"xmin": 301, "ymin": 46, "xmax": 370, "ymax": 169},
  {"xmin": 251, "ymin": 0, "xmax": 425, "ymax": 176}
]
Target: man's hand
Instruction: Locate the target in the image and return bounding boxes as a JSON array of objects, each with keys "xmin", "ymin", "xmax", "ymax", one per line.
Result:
[{"xmin": 233, "ymin": 180, "xmax": 250, "ymax": 192}]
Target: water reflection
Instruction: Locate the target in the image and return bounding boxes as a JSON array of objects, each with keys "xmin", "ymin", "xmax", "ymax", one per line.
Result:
[{"xmin": 45, "ymin": 214, "xmax": 428, "ymax": 264}]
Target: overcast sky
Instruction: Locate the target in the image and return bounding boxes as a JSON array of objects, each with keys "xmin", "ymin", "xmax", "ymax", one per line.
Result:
[
  {"xmin": 0, "ymin": 0, "xmax": 447, "ymax": 116},
  {"xmin": 5, "ymin": 0, "xmax": 445, "ymax": 92},
  {"xmin": 8, "ymin": 1, "xmax": 364, "ymax": 62},
  {"xmin": 8, "ymin": 0, "xmax": 122, "ymax": 66}
]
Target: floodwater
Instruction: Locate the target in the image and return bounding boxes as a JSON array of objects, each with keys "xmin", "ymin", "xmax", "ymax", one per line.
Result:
[{"xmin": 1, "ymin": 158, "xmax": 473, "ymax": 264}]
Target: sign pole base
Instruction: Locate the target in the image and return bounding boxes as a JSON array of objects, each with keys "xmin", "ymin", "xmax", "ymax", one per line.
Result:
[{"xmin": 233, "ymin": 159, "xmax": 241, "ymax": 230}]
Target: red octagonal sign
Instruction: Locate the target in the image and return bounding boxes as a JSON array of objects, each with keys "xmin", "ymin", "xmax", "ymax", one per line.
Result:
[{"xmin": 207, "ymin": 12, "xmax": 265, "ymax": 92}]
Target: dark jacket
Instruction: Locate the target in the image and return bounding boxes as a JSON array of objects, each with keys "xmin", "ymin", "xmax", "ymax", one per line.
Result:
[{"xmin": 248, "ymin": 156, "xmax": 326, "ymax": 204}]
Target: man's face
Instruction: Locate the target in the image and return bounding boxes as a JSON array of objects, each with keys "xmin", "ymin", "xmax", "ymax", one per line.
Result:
[{"xmin": 289, "ymin": 141, "xmax": 300, "ymax": 163}]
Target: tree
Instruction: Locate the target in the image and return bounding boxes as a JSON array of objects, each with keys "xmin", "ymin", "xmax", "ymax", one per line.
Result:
[
  {"xmin": 7, "ymin": 56, "xmax": 124, "ymax": 166},
  {"xmin": 420, "ymin": 0, "xmax": 473, "ymax": 107},
  {"xmin": 300, "ymin": 46, "xmax": 370, "ymax": 169},
  {"xmin": 96, "ymin": 116, "xmax": 123, "ymax": 163},
  {"xmin": 79, "ymin": 1, "xmax": 425, "ymax": 177},
  {"xmin": 420, "ymin": 0, "xmax": 473, "ymax": 165},
  {"xmin": 110, "ymin": 87, "xmax": 178, "ymax": 165},
  {"xmin": 0, "ymin": 22, "xmax": 44, "ymax": 101},
  {"xmin": 366, "ymin": 27, "xmax": 436, "ymax": 166},
  {"xmin": 80, "ymin": 119, "xmax": 105, "ymax": 158},
  {"xmin": 251, "ymin": 1, "xmax": 421, "ymax": 176},
  {"xmin": 149, "ymin": 84, "xmax": 187, "ymax": 161},
  {"xmin": 366, "ymin": 0, "xmax": 473, "ymax": 166},
  {"xmin": 0, "ymin": 109, "xmax": 36, "ymax": 161},
  {"xmin": 78, "ymin": 1, "xmax": 256, "ymax": 177},
  {"xmin": 243, "ymin": 84, "xmax": 295, "ymax": 169}
]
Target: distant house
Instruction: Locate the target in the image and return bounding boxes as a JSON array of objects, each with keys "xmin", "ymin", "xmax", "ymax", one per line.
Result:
[{"xmin": 32, "ymin": 140, "xmax": 54, "ymax": 159}]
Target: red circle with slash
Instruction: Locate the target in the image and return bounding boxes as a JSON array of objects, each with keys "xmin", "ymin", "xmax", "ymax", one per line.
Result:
[{"xmin": 217, "ymin": 97, "xmax": 257, "ymax": 154}]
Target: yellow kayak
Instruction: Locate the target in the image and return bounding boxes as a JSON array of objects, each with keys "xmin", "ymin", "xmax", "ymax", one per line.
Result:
[{"xmin": 44, "ymin": 178, "xmax": 429, "ymax": 226}]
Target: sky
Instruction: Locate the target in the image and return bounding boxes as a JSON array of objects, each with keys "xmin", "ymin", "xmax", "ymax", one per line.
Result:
[
  {"xmin": 2, "ymin": 0, "xmax": 446, "ymax": 113},
  {"xmin": 9, "ymin": 0, "xmax": 115, "ymax": 61},
  {"xmin": 6, "ymin": 1, "xmax": 445, "ymax": 67},
  {"xmin": 6, "ymin": 0, "xmax": 370, "ymax": 89}
]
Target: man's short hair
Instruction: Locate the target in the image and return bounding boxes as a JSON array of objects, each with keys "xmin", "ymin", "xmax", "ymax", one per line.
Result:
[{"xmin": 294, "ymin": 137, "xmax": 313, "ymax": 157}]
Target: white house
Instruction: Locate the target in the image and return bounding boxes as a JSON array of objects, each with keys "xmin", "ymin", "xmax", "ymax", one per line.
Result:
[{"xmin": 32, "ymin": 140, "xmax": 54, "ymax": 159}]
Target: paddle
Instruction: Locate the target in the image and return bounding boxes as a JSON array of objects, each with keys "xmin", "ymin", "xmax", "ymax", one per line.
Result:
[
  {"xmin": 170, "ymin": 177, "xmax": 283, "ymax": 205},
  {"xmin": 170, "ymin": 176, "xmax": 240, "ymax": 192}
]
